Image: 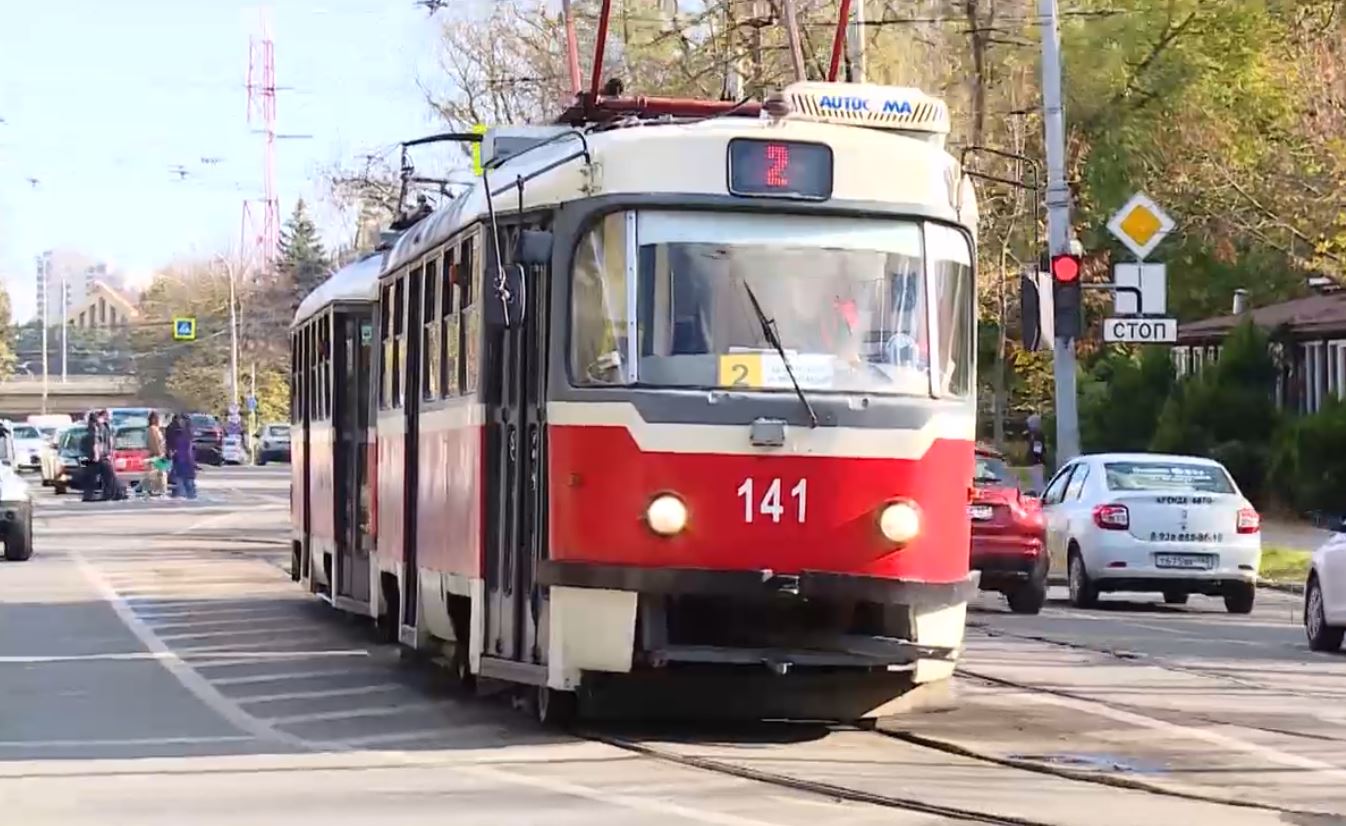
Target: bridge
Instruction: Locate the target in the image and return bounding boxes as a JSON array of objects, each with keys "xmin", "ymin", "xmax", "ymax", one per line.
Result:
[{"xmin": 0, "ymin": 375, "xmax": 143, "ymax": 418}]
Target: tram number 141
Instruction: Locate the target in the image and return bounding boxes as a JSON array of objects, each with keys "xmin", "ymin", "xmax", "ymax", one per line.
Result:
[{"xmin": 737, "ymin": 478, "xmax": 807, "ymax": 524}]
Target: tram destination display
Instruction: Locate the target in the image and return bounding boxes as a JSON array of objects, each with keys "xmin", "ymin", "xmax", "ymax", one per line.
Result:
[{"xmin": 727, "ymin": 139, "xmax": 833, "ymax": 201}]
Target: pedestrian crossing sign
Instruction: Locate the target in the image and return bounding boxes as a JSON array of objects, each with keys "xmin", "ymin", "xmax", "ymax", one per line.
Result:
[{"xmin": 172, "ymin": 317, "xmax": 196, "ymax": 341}]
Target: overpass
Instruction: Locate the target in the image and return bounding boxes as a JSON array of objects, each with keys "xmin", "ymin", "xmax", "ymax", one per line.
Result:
[{"xmin": 0, "ymin": 375, "xmax": 143, "ymax": 418}]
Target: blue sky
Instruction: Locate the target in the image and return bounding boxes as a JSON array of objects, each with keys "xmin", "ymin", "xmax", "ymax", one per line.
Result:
[{"xmin": 0, "ymin": 1, "xmax": 458, "ymax": 322}]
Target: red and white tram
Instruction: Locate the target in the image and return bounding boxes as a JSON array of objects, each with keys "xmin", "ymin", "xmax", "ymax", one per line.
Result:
[{"xmin": 291, "ymin": 79, "xmax": 980, "ymax": 722}]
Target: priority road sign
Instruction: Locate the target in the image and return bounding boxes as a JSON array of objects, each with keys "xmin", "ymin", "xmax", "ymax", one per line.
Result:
[
  {"xmin": 1107, "ymin": 192, "xmax": 1175, "ymax": 260},
  {"xmin": 1102, "ymin": 316, "xmax": 1177, "ymax": 343},
  {"xmin": 172, "ymin": 317, "xmax": 197, "ymax": 341}
]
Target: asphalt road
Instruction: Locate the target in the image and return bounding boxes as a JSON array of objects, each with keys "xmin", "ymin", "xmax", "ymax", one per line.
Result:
[{"xmin": 0, "ymin": 466, "xmax": 1339, "ymax": 824}]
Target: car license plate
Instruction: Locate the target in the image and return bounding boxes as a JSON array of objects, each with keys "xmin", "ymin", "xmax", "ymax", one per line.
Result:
[
  {"xmin": 1155, "ymin": 553, "xmax": 1213, "ymax": 570},
  {"xmin": 968, "ymin": 504, "xmax": 994, "ymax": 521}
]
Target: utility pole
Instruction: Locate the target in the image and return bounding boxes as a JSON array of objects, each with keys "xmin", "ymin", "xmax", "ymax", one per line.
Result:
[
  {"xmin": 781, "ymin": 0, "xmax": 807, "ymax": 81},
  {"xmin": 39, "ymin": 256, "xmax": 48, "ymax": 413},
  {"xmin": 60, "ymin": 268, "xmax": 67, "ymax": 384},
  {"xmin": 222, "ymin": 256, "xmax": 240, "ymax": 410},
  {"xmin": 1039, "ymin": 0, "xmax": 1078, "ymax": 463},
  {"xmin": 847, "ymin": 0, "xmax": 866, "ymax": 82}
]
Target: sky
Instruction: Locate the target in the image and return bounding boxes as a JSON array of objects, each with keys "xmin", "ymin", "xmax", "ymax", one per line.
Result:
[{"xmin": 0, "ymin": 1, "xmax": 459, "ymax": 323}]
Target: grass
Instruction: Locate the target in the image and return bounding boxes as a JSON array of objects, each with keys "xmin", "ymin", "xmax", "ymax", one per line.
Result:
[{"xmin": 1260, "ymin": 546, "xmax": 1312, "ymax": 583}]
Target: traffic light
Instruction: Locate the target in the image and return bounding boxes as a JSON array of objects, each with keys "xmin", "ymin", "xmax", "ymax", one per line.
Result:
[{"xmin": 1050, "ymin": 253, "xmax": 1083, "ymax": 338}]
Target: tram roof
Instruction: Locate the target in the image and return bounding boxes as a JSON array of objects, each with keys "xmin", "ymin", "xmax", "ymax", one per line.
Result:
[
  {"xmin": 383, "ymin": 115, "xmax": 974, "ymax": 276},
  {"xmin": 292, "ymin": 250, "xmax": 384, "ymax": 327}
]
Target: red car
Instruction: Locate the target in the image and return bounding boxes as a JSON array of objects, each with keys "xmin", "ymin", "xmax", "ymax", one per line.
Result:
[
  {"xmin": 970, "ymin": 445, "xmax": 1048, "ymax": 614},
  {"xmin": 111, "ymin": 426, "xmax": 151, "ymax": 482}
]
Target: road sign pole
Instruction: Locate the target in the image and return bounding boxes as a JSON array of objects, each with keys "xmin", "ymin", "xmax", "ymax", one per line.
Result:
[{"xmin": 1039, "ymin": 0, "xmax": 1079, "ymax": 463}]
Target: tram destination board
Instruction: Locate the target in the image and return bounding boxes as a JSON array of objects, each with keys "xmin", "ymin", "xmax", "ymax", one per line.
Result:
[{"xmin": 727, "ymin": 139, "xmax": 833, "ymax": 201}]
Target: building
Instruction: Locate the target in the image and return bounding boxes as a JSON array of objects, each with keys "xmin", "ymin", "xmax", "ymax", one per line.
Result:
[
  {"xmin": 1176, "ymin": 290, "xmax": 1346, "ymax": 416},
  {"xmin": 33, "ymin": 250, "xmax": 128, "ymax": 326},
  {"xmin": 69, "ymin": 280, "xmax": 139, "ymax": 330}
]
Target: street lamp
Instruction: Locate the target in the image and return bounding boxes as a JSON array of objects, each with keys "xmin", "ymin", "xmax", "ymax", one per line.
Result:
[{"xmin": 211, "ymin": 254, "xmax": 241, "ymax": 411}]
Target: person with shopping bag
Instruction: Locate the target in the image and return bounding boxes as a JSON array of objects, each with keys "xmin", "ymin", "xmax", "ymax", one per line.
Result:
[{"xmin": 141, "ymin": 412, "xmax": 169, "ymax": 497}]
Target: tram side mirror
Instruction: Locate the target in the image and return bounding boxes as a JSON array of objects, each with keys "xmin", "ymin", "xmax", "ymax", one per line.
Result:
[
  {"xmin": 516, "ymin": 229, "xmax": 553, "ymax": 267},
  {"xmin": 487, "ymin": 264, "xmax": 528, "ymax": 329}
]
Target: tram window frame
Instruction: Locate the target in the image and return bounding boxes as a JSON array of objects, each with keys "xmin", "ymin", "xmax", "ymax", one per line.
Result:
[
  {"xmin": 422, "ymin": 259, "xmax": 440, "ymax": 402},
  {"xmin": 379, "ymin": 284, "xmax": 393, "ymax": 410},
  {"xmin": 392, "ymin": 274, "xmax": 406, "ymax": 409},
  {"xmin": 321, "ymin": 314, "xmax": 332, "ymax": 421},
  {"xmin": 441, "ymin": 247, "xmax": 459, "ymax": 398},
  {"xmin": 460, "ymin": 233, "xmax": 480, "ymax": 395},
  {"xmin": 289, "ymin": 332, "xmax": 298, "ymax": 423}
]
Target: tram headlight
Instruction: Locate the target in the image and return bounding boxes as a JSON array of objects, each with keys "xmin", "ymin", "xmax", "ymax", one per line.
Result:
[
  {"xmin": 878, "ymin": 500, "xmax": 921, "ymax": 545},
  {"xmin": 646, "ymin": 494, "xmax": 688, "ymax": 537}
]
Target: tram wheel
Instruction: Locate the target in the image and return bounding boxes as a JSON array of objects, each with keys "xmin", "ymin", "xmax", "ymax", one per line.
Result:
[{"xmin": 535, "ymin": 686, "xmax": 578, "ymax": 728}]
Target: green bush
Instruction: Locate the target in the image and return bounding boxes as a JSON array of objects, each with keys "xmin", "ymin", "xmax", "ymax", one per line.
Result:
[
  {"xmin": 1150, "ymin": 322, "xmax": 1279, "ymax": 503},
  {"xmin": 1270, "ymin": 399, "xmax": 1346, "ymax": 513},
  {"xmin": 1080, "ymin": 345, "xmax": 1175, "ymax": 452}
]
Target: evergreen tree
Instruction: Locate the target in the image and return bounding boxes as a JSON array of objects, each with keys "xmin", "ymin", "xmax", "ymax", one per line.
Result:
[{"xmin": 276, "ymin": 200, "xmax": 332, "ymax": 314}]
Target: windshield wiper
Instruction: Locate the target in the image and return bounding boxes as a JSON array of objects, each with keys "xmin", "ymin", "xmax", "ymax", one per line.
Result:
[{"xmin": 741, "ymin": 281, "xmax": 819, "ymax": 428}]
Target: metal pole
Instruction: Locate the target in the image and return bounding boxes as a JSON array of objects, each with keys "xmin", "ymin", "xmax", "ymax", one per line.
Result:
[
  {"xmin": 60, "ymin": 268, "xmax": 67, "ymax": 384},
  {"xmin": 228, "ymin": 260, "xmax": 240, "ymax": 408},
  {"xmin": 1039, "ymin": 0, "xmax": 1078, "ymax": 463},
  {"xmin": 40, "ymin": 258, "xmax": 47, "ymax": 413},
  {"xmin": 848, "ymin": 0, "xmax": 866, "ymax": 82},
  {"xmin": 560, "ymin": 0, "xmax": 583, "ymax": 96},
  {"xmin": 828, "ymin": 0, "xmax": 854, "ymax": 82},
  {"xmin": 782, "ymin": 0, "xmax": 807, "ymax": 81}
]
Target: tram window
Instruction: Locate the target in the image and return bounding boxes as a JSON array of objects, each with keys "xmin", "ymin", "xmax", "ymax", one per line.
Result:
[
  {"xmin": 392, "ymin": 276, "xmax": 405, "ymax": 408},
  {"xmin": 423, "ymin": 259, "xmax": 440, "ymax": 401},
  {"xmin": 378, "ymin": 285, "xmax": 391, "ymax": 409},
  {"xmin": 928, "ymin": 223, "xmax": 974, "ymax": 398},
  {"xmin": 440, "ymin": 250, "xmax": 458, "ymax": 398},
  {"xmin": 461, "ymin": 235, "xmax": 480, "ymax": 394},
  {"xmin": 571, "ymin": 212, "xmax": 630, "ymax": 385}
]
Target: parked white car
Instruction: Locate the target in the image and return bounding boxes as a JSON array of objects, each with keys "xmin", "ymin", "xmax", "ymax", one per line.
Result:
[
  {"xmin": 1305, "ymin": 533, "xmax": 1346, "ymax": 651},
  {"xmin": 1040, "ymin": 452, "xmax": 1261, "ymax": 613},
  {"xmin": 6, "ymin": 423, "xmax": 47, "ymax": 475},
  {"xmin": 0, "ymin": 424, "xmax": 33, "ymax": 560},
  {"xmin": 221, "ymin": 434, "xmax": 248, "ymax": 465}
]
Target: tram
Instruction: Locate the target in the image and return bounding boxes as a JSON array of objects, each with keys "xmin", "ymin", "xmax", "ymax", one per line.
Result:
[{"xmin": 290, "ymin": 78, "xmax": 980, "ymax": 723}]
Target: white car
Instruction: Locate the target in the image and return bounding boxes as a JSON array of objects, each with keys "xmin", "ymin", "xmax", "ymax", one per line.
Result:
[
  {"xmin": 221, "ymin": 434, "xmax": 248, "ymax": 465},
  {"xmin": 1305, "ymin": 533, "xmax": 1346, "ymax": 651},
  {"xmin": 1040, "ymin": 452, "xmax": 1261, "ymax": 613},
  {"xmin": 7, "ymin": 423, "xmax": 47, "ymax": 475},
  {"xmin": 0, "ymin": 425, "xmax": 33, "ymax": 560}
]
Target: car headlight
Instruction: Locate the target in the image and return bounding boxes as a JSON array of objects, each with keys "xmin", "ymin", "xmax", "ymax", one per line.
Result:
[
  {"xmin": 646, "ymin": 494, "xmax": 688, "ymax": 537},
  {"xmin": 878, "ymin": 500, "xmax": 922, "ymax": 544}
]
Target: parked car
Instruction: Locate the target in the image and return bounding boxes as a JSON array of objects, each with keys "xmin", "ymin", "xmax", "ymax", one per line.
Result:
[
  {"xmin": 1040, "ymin": 452, "xmax": 1261, "ymax": 613},
  {"xmin": 970, "ymin": 445, "xmax": 1048, "ymax": 614},
  {"xmin": 0, "ymin": 424, "xmax": 33, "ymax": 560},
  {"xmin": 6, "ymin": 423, "xmax": 46, "ymax": 475},
  {"xmin": 189, "ymin": 413, "xmax": 224, "ymax": 466},
  {"xmin": 222, "ymin": 434, "xmax": 248, "ymax": 465},
  {"xmin": 48, "ymin": 426, "xmax": 86, "ymax": 495},
  {"xmin": 256, "ymin": 423, "xmax": 291, "ymax": 465},
  {"xmin": 1305, "ymin": 532, "xmax": 1346, "ymax": 651},
  {"xmin": 111, "ymin": 426, "xmax": 151, "ymax": 482}
]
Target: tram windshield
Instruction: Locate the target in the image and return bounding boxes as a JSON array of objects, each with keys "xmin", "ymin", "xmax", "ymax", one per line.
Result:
[{"xmin": 571, "ymin": 211, "xmax": 973, "ymax": 398}]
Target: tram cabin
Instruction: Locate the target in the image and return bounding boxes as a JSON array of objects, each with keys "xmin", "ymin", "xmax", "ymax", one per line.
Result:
[{"xmin": 291, "ymin": 80, "xmax": 980, "ymax": 722}]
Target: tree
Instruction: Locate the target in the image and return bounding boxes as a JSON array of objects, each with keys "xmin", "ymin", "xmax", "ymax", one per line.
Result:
[
  {"xmin": 0, "ymin": 281, "xmax": 17, "ymax": 379},
  {"xmin": 1079, "ymin": 346, "xmax": 1175, "ymax": 453},
  {"xmin": 276, "ymin": 200, "xmax": 332, "ymax": 315},
  {"xmin": 131, "ymin": 260, "xmax": 236, "ymax": 407}
]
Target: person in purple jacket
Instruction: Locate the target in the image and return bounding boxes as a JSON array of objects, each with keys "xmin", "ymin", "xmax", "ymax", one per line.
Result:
[{"xmin": 167, "ymin": 413, "xmax": 197, "ymax": 500}]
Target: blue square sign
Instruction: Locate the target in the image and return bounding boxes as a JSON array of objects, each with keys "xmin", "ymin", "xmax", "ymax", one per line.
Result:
[{"xmin": 172, "ymin": 317, "xmax": 196, "ymax": 341}]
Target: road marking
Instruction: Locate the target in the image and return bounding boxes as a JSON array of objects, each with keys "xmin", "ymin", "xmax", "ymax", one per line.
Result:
[
  {"xmin": 238, "ymin": 684, "xmax": 405, "ymax": 704},
  {"xmin": 258, "ymin": 701, "xmax": 446, "ymax": 725},
  {"xmin": 174, "ymin": 640, "xmax": 357, "ymax": 654},
  {"xmin": 158, "ymin": 627, "xmax": 320, "ymax": 642},
  {"xmin": 0, "ymin": 652, "xmax": 177, "ymax": 664},
  {"xmin": 331, "ymin": 726, "xmax": 502, "ymax": 748},
  {"xmin": 0, "ymin": 736, "xmax": 257, "ymax": 748},
  {"xmin": 179, "ymin": 649, "xmax": 371, "ymax": 661},
  {"xmin": 209, "ymin": 668, "xmax": 380, "ymax": 686}
]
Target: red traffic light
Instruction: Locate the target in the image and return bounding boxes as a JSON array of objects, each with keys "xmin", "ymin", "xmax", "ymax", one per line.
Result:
[{"xmin": 1051, "ymin": 254, "xmax": 1081, "ymax": 283}]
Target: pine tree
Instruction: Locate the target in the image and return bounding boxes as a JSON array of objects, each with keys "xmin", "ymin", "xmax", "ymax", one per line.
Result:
[{"xmin": 276, "ymin": 200, "xmax": 332, "ymax": 314}]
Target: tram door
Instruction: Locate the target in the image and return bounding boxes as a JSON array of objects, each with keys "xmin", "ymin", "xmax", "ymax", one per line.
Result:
[
  {"xmin": 333, "ymin": 310, "xmax": 373, "ymax": 605},
  {"xmin": 485, "ymin": 228, "xmax": 547, "ymax": 666},
  {"xmin": 401, "ymin": 269, "xmax": 424, "ymax": 629},
  {"xmin": 299, "ymin": 325, "xmax": 313, "ymax": 583}
]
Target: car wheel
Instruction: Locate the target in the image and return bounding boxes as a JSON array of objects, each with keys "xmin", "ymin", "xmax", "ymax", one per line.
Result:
[
  {"xmin": 4, "ymin": 510, "xmax": 33, "ymax": 562},
  {"xmin": 1007, "ymin": 578, "xmax": 1047, "ymax": 615},
  {"xmin": 1067, "ymin": 549, "xmax": 1098, "ymax": 609},
  {"xmin": 1306, "ymin": 577, "xmax": 1345, "ymax": 652},
  {"xmin": 1163, "ymin": 590, "xmax": 1189, "ymax": 605},
  {"xmin": 1224, "ymin": 582, "xmax": 1256, "ymax": 615}
]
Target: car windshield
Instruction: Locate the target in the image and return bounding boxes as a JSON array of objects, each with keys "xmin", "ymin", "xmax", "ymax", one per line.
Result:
[
  {"xmin": 111, "ymin": 410, "xmax": 150, "ymax": 427},
  {"xmin": 267, "ymin": 426, "xmax": 290, "ymax": 438},
  {"xmin": 60, "ymin": 427, "xmax": 86, "ymax": 452},
  {"xmin": 114, "ymin": 428, "xmax": 149, "ymax": 450},
  {"xmin": 11, "ymin": 425, "xmax": 40, "ymax": 440},
  {"xmin": 191, "ymin": 415, "xmax": 217, "ymax": 428},
  {"xmin": 974, "ymin": 454, "xmax": 1013, "ymax": 486},
  {"xmin": 1104, "ymin": 461, "xmax": 1235, "ymax": 494},
  {"xmin": 570, "ymin": 212, "xmax": 973, "ymax": 398},
  {"xmin": 38, "ymin": 427, "xmax": 57, "ymax": 439}
]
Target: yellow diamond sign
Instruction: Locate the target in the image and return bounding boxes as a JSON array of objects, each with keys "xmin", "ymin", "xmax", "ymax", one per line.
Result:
[{"xmin": 1107, "ymin": 192, "xmax": 1174, "ymax": 260}]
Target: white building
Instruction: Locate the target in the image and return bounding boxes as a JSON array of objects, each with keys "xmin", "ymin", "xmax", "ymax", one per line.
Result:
[{"xmin": 34, "ymin": 250, "xmax": 129, "ymax": 326}]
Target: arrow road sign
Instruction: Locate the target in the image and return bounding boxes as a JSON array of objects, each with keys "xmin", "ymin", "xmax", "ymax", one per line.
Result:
[
  {"xmin": 1102, "ymin": 317, "xmax": 1177, "ymax": 343},
  {"xmin": 1113, "ymin": 263, "xmax": 1167, "ymax": 315},
  {"xmin": 1107, "ymin": 192, "xmax": 1175, "ymax": 260},
  {"xmin": 172, "ymin": 317, "xmax": 197, "ymax": 341}
]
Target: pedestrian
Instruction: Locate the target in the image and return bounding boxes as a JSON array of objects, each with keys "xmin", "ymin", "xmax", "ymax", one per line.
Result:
[
  {"xmin": 1026, "ymin": 413, "xmax": 1047, "ymax": 494},
  {"xmin": 81, "ymin": 410, "xmax": 115, "ymax": 502},
  {"xmin": 142, "ymin": 411, "xmax": 168, "ymax": 497},
  {"xmin": 167, "ymin": 413, "xmax": 197, "ymax": 500}
]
